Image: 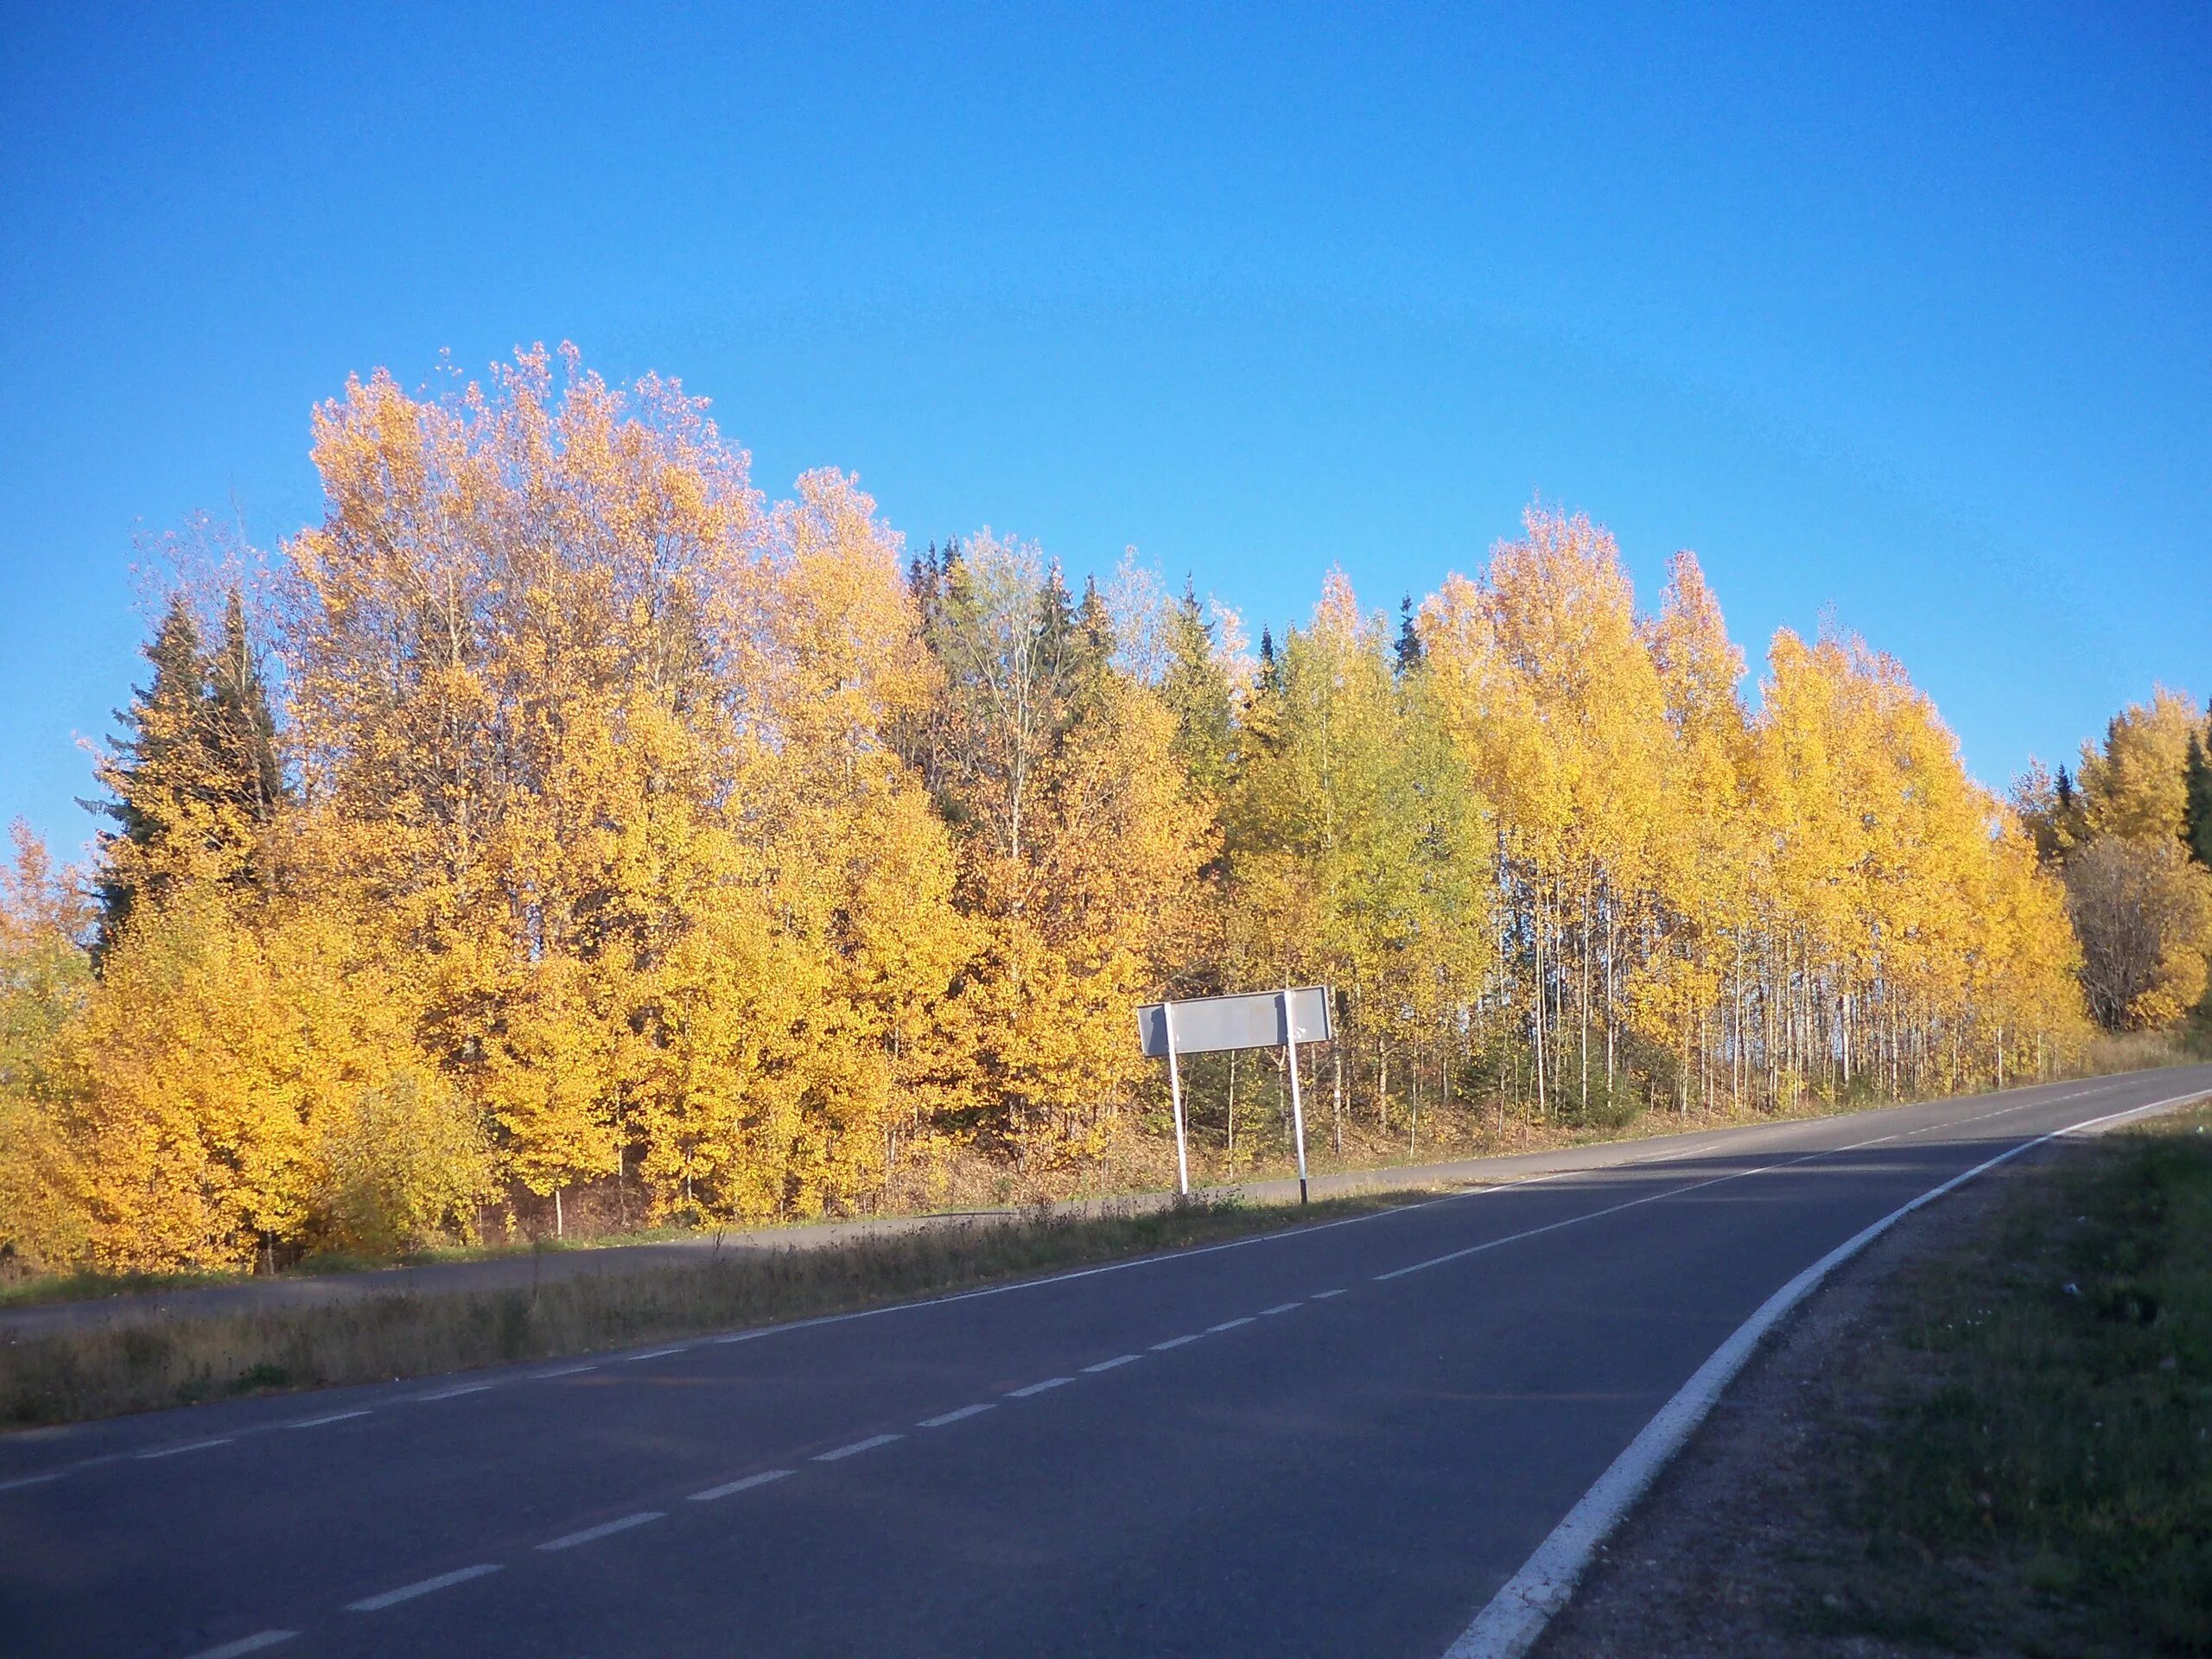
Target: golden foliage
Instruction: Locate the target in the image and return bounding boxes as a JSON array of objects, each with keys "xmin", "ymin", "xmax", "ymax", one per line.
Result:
[{"xmin": 0, "ymin": 353, "xmax": 2117, "ymax": 1272}]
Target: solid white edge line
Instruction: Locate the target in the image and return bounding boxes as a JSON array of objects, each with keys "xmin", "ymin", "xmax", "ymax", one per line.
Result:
[
  {"xmin": 919, "ymin": 1403, "xmax": 996, "ymax": 1427},
  {"xmin": 813, "ymin": 1433, "xmax": 903, "ymax": 1461},
  {"xmin": 1008, "ymin": 1376, "xmax": 1073, "ymax": 1397},
  {"xmin": 183, "ymin": 1630, "xmax": 298, "ymax": 1658},
  {"xmin": 689, "ymin": 1468, "xmax": 793, "ymax": 1501},
  {"xmin": 537, "ymin": 1510, "xmax": 665, "ymax": 1551},
  {"xmin": 345, "ymin": 1562, "xmax": 504, "ymax": 1611},
  {"xmin": 1440, "ymin": 1088, "xmax": 2205, "ymax": 1659},
  {"xmin": 689, "ymin": 1468, "xmax": 794, "ymax": 1501}
]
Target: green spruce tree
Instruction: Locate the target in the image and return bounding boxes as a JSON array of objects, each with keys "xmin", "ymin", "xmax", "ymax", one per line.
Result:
[
  {"xmin": 2183, "ymin": 726, "xmax": 2212, "ymax": 869},
  {"xmin": 1395, "ymin": 594, "xmax": 1424, "ymax": 677},
  {"xmin": 86, "ymin": 588, "xmax": 286, "ymax": 946},
  {"xmin": 86, "ymin": 593, "xmax": 212, "ymax": 943},
  {"xmin": 206, "ymin": 588, "xmax": 287, "ymax": 841}
]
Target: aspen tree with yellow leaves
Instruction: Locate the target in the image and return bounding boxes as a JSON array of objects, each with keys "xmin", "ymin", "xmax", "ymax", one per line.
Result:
[
  {"xmin": 0, "ymin": 823, "xmax": 94, "ymax": 1271},
  {"xmin": 2015, "ymin": 689, "xmax": 2212, "ymax": 1039},
  {"xmin": 1421, "ymin": 510, "xmax": 1673, "ymax": 1122},
  {"xmin": 0, "ymin": 348, "xmax": 2113, "ymax": 1275}
]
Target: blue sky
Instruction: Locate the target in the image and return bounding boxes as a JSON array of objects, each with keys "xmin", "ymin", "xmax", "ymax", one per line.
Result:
[{"xmin": 2, "ymin": 3, "xmax": 2206, "ymax": 855}]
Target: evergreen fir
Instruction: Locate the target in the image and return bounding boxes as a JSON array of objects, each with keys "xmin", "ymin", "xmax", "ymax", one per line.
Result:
[
  {"xmin": 86, "ymin": 588, "xmax": 286, "ymax": 946},
  {"xmin": 207, "ymin": 588, "xmax": 286, "ymax": 834},
  {"xmin": 1160, "ymin": 581, "xmax": 1235, "ymax": 796},
  {"xmin": 2183, "ymin": 728, "xmax": 2212, "ymax": 869},
  {"xmin": 1395, "ymin": 594, "xmax": 1424, "ymax": 675},
  {"xmin": 1063, "ymin": 574, "xmax": 1117, "ymax": 732},
  {"xmin": 86, "ymin": 594, "xmax": 212, "ymax": 943}
]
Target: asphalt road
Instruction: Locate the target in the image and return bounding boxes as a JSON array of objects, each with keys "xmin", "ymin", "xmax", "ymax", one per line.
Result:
[{"xmin": 4, "ymin": 1065, "xmax": 2205, "ymax": 1659}]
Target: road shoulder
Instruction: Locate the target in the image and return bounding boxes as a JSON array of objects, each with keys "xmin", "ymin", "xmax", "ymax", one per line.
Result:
[{"xmin": 1534, "ymin": 1110, "xmax": 2212, "ymax": 1659}]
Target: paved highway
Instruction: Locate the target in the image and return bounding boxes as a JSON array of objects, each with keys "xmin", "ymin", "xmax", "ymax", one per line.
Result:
[{"xmin": 3, "ymin": 1066, "xmax": 2205, "ymax": 1659}]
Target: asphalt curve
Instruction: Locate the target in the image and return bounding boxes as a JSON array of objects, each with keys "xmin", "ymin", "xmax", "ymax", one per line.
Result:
[{"xmin": 4, "ymin": 1065, "xmax": 2206, "ymax": 1659}]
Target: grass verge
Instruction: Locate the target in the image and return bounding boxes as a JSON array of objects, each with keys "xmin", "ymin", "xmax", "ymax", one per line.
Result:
[
  {"xmin": 0, "ymin": 1191, "xmax": 1409, "ymax": 1430},
  {"xmin": 1814, "ymin": 1105, "xmax": 2212, "ymax": 1656}
]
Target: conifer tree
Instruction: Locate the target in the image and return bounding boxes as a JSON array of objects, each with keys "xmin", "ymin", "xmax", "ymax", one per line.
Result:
[
  {"xmin": 89, "ymin": 594, "xmax": 208, "ymax": 939},
  {"xmin": 1394, "ymin": 594, "xmax": 1424, "ymax": 676},
  {"xmin": 2184, "ymin": 728, "xmax": 2212, "ymax": 870},
  {"xmin": 205, "ymin": 588, "xmax": 288, "ymax": 859},
  {"xmin": 89, "ymin": 588, "xmax": 287, "ymax": 945},
  {"xmin": 1065, "ymin": 575, "xmax": 1117, "ymax": 735}
]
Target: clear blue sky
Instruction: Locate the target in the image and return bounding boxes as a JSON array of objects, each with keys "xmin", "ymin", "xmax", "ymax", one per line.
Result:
[{"xmin": 3, "ymin": 3, "xmax": 2206, "ymax": 856}]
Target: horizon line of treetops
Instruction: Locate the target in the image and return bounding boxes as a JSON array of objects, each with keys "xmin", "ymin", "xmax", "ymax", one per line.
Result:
[{"xmin": 3, "ymin": 345, "xmax": 2209, "ymax": 1275}]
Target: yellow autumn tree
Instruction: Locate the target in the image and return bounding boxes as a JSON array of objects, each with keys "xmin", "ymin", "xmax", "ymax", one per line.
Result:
[
  {"xmin": 2076, "ymin": 686, "xmax": 2208, "ymax": 844},
  {"xmin": 0, "ymin": 823, "xmax": 94, "ymax": 1272},
  {"xmin": 0, "ymin": 346, "xmax": 2115, "ymax": 1273},
  {"xmin": 1420, "ymin": 507, "xmax": 1669, "ymax": 1120}
]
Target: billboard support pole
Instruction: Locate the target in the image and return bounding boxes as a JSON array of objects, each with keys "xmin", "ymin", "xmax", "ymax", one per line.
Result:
[
  {"xmin": 1164, "ymin": 1000, "xmax": 1191, "ymax": 1198},
  {"xmin": 1283, "ymin": 985, "xmax": 1309, "ymax": 1205}
]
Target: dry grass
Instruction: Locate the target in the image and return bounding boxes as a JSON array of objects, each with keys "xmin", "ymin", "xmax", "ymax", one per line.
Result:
[
  {"xmin": 0, "ymin": 1192, "xmax": 1408, "ymax": 1429},
  {"xmin": 2080, "ymin": 1027, "xmax": 2201, "ymax": 1077}
]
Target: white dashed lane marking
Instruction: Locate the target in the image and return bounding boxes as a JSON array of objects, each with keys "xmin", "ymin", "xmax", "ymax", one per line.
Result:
[
  {"xmin": 537, "ymin": 1511, "xmax": 664, "ymax": 1552},
  {"xmin": 283, "ymin": 1410, "xmax": 369, "ymax": 1429},
  {"xmin": 530, "ymin": 1362, "xmax": 599, "ymax": 1379},
  {"xmin": 1260, "ymin": 1302, "xmax": 1300, "ymax": 1314},
  {"xmin": 814, "ymin": 1433, "xmax": 903, "ymax": 1462},
  {"xmin": 919, "ymin": 1403, "xmax": 995, "ymax": 1427},
  {"xmin": 620, "ymin": 1347, "xmax": 688, "ymax": 1363},
  {"xmin": 0, "ymin": 1471, "xmax": 65, "ymax": 1491},
  {"xmin": 1082, "ymin": 1354, "xmax": 1140, "ymax": 1372},
  {"xmin": 1310, "ymin": 1288, "xmax": 1346, "ymax": 1299},
  {"xmin": 412, "ymin": 1383, "xmax": 493, "ymax": 1402},
  {"xmin": 137, "ymin": 1439, "xmax": 233, "ymax": 1460},
  {"xmin": 182, "ymin": 1630, "xmax": 297, "ymax": 1658},
  {"xmin": 1206, "ymin": 1317, "xmax": 1254, "ymax": 1332},
  {"xmin": 346, "ymin": 1564, "xmax": 503, "ymax": 1612},
  {"xmin": 688, "ymin": 1469, "xmax": 793, "ymax": 1502},
  {"xmin": 1150, "ymin": 1334, "xmax": 1202, "ymax": 1351},
  {"xmin": 1008, "ymin": 1376, "xmax": 1072, "ymax": 1398}
]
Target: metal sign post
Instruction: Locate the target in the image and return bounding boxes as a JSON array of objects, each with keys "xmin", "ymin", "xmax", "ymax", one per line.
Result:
[
  {"xmin": 1136, "ymin": 986, "xmax": 1334, "ymax": 1205},
  {"xmin": 1282, "ymin": 986, "xmax": 1309, "ymax": 1205},
  {"xmin": 1164, "ymin": 1000, "xmax": 1191, "ymax": 1197}
]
